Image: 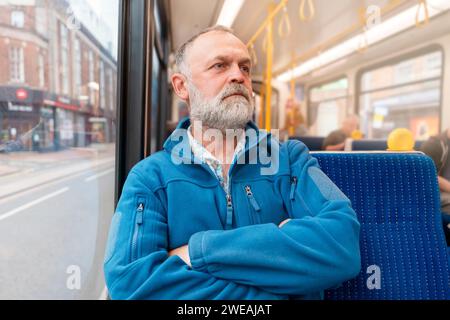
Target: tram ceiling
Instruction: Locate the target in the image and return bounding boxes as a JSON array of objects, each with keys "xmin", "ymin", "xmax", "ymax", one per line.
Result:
[{"xmin": 169, "ymin": 0, "xmax": 415, "ymax": 76}]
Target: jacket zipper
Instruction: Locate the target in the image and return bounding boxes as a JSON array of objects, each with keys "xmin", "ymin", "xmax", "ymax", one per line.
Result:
[
  {"xmin": 290, "ymin": 176, "xmax": 298, "ymax": 200},
  {"xmin": 245, "ymin": 185, "xmax": 261, "ymax": 224},
  {"xmin": 131, "ymin": 198, "xmax": 145, "ymax": 261},
  {"xmin": 200, "ymin": 162, "xmax": 234, "ymax": 230},
  {"xmin": 225, "ymin": 193, "xmax": 233, "ymax": 229},
  {"xmin": 245, "ymin": 185, "xmax": 261, "ymax": 211}
]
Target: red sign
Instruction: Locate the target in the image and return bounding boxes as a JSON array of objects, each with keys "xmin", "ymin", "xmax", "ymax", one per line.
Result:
[{"xmin": 16, "ymin": 88, "xmax": 28, "ymax": 100}]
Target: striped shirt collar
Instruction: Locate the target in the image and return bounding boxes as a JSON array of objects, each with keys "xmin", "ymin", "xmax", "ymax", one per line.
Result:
[{"xmin": 187, "ymin": 125, "xmax": 246, "ymax": 189}]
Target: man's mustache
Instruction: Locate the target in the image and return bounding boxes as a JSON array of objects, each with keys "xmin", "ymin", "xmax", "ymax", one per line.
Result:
[{"xmin": 219, "ymin": 84, "xmax": 251, "ymax": 102}]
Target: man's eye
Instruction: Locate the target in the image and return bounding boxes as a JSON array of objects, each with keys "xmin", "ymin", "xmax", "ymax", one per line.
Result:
[
  {"xmin": 213, "ymin": 63, "xmax": 225, "ymax": 69},
  {"xmin": 241, "ymin": 65, "xmax": 250, "ymax": 73}
]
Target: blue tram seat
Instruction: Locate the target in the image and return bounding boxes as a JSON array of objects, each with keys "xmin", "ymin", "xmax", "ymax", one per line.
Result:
[
  {"xmin": 351, "ymin": 139, "xmax": 424, "ymax": 151},
  {"xmin": 290, "ymin": 136, "xmax": 324, "ymax": 151},
  {"xmin": 312, "ymin": 151, "xmax": 450, "ymax": 299}
]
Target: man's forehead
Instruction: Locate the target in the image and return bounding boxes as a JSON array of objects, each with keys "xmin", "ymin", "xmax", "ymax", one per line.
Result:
[{"xmin": 186, "ymin": 31, "xmax": 250, "ymax": 65}]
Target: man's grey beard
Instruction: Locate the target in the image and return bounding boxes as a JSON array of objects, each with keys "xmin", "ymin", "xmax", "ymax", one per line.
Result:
[{"xmin": 188, "ymin": 82, "xmax": 254, "ymax": 132}]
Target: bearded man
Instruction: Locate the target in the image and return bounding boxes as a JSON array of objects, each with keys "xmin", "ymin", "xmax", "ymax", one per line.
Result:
[{"xmin": 104, "ymin": 26, "xmax": 361, "ymax": 300}]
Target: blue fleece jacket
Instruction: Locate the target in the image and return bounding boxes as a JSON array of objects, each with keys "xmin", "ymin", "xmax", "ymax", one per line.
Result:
[{"xmin": 103, "ymin": 117, "xmax": 361, "ymax": 300}]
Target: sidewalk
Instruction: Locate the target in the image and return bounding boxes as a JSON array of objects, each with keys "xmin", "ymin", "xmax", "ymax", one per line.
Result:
[
  {"xmin": 0, "ymin": 143, "xmax": 116, "ymax": 200},
  {"xmin": 0, "ymin": 143, "xmax": 115, "ymax": 176},
  {"xmin": 0, "ymin": 164, "xmax": 20, "ymax": 177}
]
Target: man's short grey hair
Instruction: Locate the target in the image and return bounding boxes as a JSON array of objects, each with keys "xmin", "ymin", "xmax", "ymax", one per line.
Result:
[{"xmin": 175, "ymin": 25, "xmax": 237, "ymax": 76}]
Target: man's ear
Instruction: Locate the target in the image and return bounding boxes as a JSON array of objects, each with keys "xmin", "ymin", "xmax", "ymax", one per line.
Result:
[{"xmin": 171, "ymin": 73, "xmax": 189, "ymax": 102}]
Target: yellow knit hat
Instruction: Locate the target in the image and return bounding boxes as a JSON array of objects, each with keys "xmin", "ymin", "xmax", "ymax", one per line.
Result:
[
  {"xmin": 351, "ymin": 130, "xmax": 363, "ymax": 140},
  {"xmin": 387, "ymin": 128, "xmax": 415, "ymax": 151}
]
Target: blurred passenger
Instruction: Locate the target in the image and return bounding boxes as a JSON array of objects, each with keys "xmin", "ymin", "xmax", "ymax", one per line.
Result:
[
  {"xmin": 284, "ymin": 98, "xmax": 308, "ymax": 137},
  {"xmin": 420, "ymin": 128, "xmax": 450, "ymax": 243},
  {"xmin": 322, "ymin": 115, "xmax": 359, "ymax": 151}
]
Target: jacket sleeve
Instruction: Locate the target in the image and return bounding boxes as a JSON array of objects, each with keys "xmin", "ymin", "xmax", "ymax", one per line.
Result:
[
  {"xmin": 103, "ymin": 169, "xmax": 286, "ymax": 300},
  {"xmin": 187, "ymin": 140, "xmax": 361, "ymax": 296}
]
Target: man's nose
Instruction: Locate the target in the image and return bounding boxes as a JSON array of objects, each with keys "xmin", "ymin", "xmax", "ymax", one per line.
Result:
[{"xmin": 228, "ymin": 64, "xmax": 246, "ymax": 83}]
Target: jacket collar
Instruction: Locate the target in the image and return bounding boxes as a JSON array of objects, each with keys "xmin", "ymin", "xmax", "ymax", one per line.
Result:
[{"xmin": 163, "ymin": 117, "xmax": 271, "ymax": 164}]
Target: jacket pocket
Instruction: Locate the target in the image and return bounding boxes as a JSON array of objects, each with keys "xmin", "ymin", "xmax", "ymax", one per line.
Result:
[
  {"xmin": 244, "ymin": 185, "xmax": 261, "ymax": 224},
  {"xmin": 130, "ymin": 195, "xmax": 147, "ymax": 262}
]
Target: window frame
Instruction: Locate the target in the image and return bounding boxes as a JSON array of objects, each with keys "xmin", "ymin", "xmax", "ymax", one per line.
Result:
[
  {"xmin": 38, "ymin": 53, "xmax": 45, "ymax": 88},
  {"xmin": 11, "ymin": 10, "xmax": 25, "ymax": 28},
  {"xmin": 73, "ymin": 38, "xmax": 82, "ymax": 97},
  {"xmin": 306, "ymin": 75, "xmax": 349, "ymax": 130},
  {"xmin": 59, "ymin": 23, "xmax": 70, "ymax": 95},
  {"xmin": 9, "ymin": 46, "xmax": 25, "ymax": 83},
  {"xmin": 355, "ymin": 44, "xmax": 445, "ymax": 135}
]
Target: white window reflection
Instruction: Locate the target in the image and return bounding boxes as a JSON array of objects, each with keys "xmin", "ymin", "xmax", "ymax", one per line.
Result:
[
  {"xmin": 38, "ymin": 54, "xmax": 45, "ymax": 88},
  {"xmin": 73, "ymin": 39, "xmax": 82, "ymax": 97},
  {"xmin": 9, "ymin": 46, "xmax": 25, "ymax": 83},
  {"xmin": 11, "ymin": 10, "xmax": 24, "ymax": 28},
  {"xmin": 60, "ymin": 24, "xmax": 70, "ymax": 95}
]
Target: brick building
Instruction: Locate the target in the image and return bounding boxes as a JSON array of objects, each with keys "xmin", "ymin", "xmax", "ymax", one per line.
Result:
[{"xmin": 0, "ymin": 0, "xmax": 117, "ymax": 151}]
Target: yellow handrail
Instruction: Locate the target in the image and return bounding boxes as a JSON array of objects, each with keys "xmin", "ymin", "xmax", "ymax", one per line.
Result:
[
  {"xmin": 264, "ymin": 4, "xmax": 275, "ymax": 132},
  {"xmin": 258, "ymin": 84, "xmax": 265, "ymax": 128},
  {"xmin": 357, "ymin": 30, "xmax": 368, "ymax": 53},
  {"xmin": 415, "ymin": 0, "xmax": 429, "ymax": 27},
  {"xmin": 246, "ymin": 0, "xmax": 289, "ymax": 47},
  {"xmin": 278, "ymin": 5, "xmax": 291, "ymax": 38},
  {"xmin": 299, "ymin": 0, "xmax": 315, "ymax": 21},
  {"xmin": 290, "ymin": 54, "xmax": 296, "ymax": 98},
  {"xmin": 274, "ymin": 0, "xmax": 409, "ymax": 77}
]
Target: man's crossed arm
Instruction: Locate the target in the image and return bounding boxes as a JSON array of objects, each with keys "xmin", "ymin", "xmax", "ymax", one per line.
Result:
[{"xmin": 169, "ymin": 219, "xmax": 292, "ymax": 267}]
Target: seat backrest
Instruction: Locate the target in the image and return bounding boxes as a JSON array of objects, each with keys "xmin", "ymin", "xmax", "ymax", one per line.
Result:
[
  {"xmin": 351, "ymin": 139, "xmax": 388, "ymax": 151},
  {"xmin": 290, "ymin": 136, "xmax": 324, "ymax": 151},
  {"xmin": 312, "ymin": 152, "xmax": 450, "ymax": 300},
  {"xmin": 351, "ymin": 139, "xmax": 424, "ymax": 151}
]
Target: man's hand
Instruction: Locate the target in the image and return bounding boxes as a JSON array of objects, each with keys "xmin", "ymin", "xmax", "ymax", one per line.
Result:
[
  {"xmin": 168, "ymin": 245, "xmax": 191, "ymax": 267},
  {"xmin": 279, "ymin": 218, "xmax": 291, "ymax": 228}
]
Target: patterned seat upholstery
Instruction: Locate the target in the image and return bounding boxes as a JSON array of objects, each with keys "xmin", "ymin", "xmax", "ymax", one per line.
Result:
[{"xmin": 312, "ymin": 152, "xmax": 450, "ymax": 299}]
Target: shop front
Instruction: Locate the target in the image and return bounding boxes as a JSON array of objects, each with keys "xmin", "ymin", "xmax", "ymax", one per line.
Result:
[
  {"xmin": 43, "ymin": 93, "xmax": 82, "ymax": 150},
  {"xmin": 0, "ymin": 86, "xmax": 92, "ymax": 152},
  {"xmin": 0, "ymin": 86, "xmax": 41, "ymax": 151}
]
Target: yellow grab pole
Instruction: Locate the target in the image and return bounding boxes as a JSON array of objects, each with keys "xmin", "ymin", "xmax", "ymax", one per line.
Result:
[
  {"xmin": 259, "ymin": 84, "xmax": 265, "ymax": 128},
  {"xmin": 274, "ymin": 0, "xmax": 408, "ymax": 77},
  {"xmin": 290, "ymin": 54, "xmax": 296, "ymax": 98},
  {"xmin": 290, "ymin": 78, "xmax": 295, "ymax": 99},
  {"xmin": 246, "ymin": 0, "xmax": 288, "ymax": 48},
  {"xmin": 264, "ymin": 4, "xmax": 275, "ymax": 131}
]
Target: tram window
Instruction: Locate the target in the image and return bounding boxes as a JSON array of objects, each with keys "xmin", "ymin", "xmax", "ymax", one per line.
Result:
[
  {"xmin": 0, "ymin": 0, "xmax": 119, "ymax": 299},
  {"xmin": 359, "ymin": 49, "xmax": 443, "ymax": 140},
  {"xmin": 308, "ymin": 77, "xmax": 349, "ymax": 136}
]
